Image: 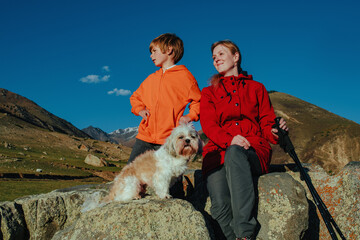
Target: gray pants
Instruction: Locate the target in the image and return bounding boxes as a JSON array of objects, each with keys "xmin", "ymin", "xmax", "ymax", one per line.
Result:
[{"xmin": 206, "ymin": 145, "xmax": 262, "ymax": 239}]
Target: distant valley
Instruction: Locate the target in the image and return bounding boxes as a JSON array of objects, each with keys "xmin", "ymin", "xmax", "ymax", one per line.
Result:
[{"xmin": 1, "ymin": 87, "xmax": 360, "ymax": 176}]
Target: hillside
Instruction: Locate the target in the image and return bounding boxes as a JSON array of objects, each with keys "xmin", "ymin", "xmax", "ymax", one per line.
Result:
[
  {"xmin": 0, "ymin": 88, "xmax": 90, "ymax": 138},
  {"xmin": 269, "ymin": 92, "xmax": 360, "ymax": 173},
  {"xmin": 1, "ymin": 88, "xmax": 359, "ymax": 201},
  {"xmin": 0, "ymin": 89, "xmax": 132, "ymax": 201}
]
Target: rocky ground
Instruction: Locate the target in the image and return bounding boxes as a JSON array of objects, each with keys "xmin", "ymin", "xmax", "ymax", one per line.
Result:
[{"xmin": 1, "ymin": 162, "xmax": 359, "ymax": 240}]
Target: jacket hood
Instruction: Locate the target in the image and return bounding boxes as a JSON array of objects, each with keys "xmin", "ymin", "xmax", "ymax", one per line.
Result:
[{"xmin": 220, "ymin": 72, "xmax": 253, "ymax": 82}]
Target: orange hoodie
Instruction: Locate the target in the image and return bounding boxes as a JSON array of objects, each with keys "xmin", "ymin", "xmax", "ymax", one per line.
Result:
[{"xmin": 130, "ymin": 65, "xmax": 201, "ymax": 144}]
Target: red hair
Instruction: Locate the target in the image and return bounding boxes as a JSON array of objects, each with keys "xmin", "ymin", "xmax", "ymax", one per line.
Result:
[{"xmin": 209, "ymin": 40, "xmax": 242, "ymax": 86}]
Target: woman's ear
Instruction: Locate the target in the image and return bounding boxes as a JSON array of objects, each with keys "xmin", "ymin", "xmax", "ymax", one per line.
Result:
[{"xmin": 233, "ymin": 52, "xmax": 240, "ymax": 64}]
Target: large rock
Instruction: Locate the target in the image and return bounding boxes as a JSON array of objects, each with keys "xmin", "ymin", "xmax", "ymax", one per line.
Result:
[
  {"xmin": 0, "ymin": 185, "xmax": 107, "ymax": 240},
  {"xmin": 7, "ymin": 163, "xmax": 360, "ymax": 239},
  {"xmin": 257, "ymin": 173, "xmax": 308, "ymax": 239},
  {"xmin": 0, "ymin": 201, "xmax": 29, "ymax": 240},
  {"xmin": 53, "ymin": 198, "xmax": 211, "ymax": 240},
  {"xmin": 185, "ymin": 171, "xmax": 309, "ymax": 240},
  {"xmin": 287, "ymin": 161, "xmax": 360, "ymax": 239},
  {"xmin": 0, "ymin": 173, "xmax": 309, "ymax": 240},
  {"xmin": 84, "ymin": 154, "xmax": 108, "ymax": 167}
]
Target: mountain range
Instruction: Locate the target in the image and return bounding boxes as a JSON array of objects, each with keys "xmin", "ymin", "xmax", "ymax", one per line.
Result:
[
  {"xmin": 1, "ymin": 88, "xmax": 359, "ymax": 173},
  {"xmin": 82, "ymin": 126, "xmax": 138, "ymax": 147}
]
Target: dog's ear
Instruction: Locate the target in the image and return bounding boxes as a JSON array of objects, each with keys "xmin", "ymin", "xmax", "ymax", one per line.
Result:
[
  {"xmin": 163, "ymin": 135, "xmax": 177, "ymax": 157},
  {"xmin": 188, "ymin": 136, "xmax": 203, "ymax": 162}
]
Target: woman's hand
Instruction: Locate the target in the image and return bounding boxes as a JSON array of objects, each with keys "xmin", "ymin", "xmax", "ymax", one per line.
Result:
[
  {"xmin": 231, "ymin": 135, "xmax": 251, "ymax": 149},
  {"xmin": 271, "ymin": 117, "xmax": 289, "ymax": 137},
  {"xmin": 179, "ymin": 116, "xmax": 191, "ymax": 125},
  {"xmin": 139, "ymin": 109, "xmax": 150, "ymax": 121}
]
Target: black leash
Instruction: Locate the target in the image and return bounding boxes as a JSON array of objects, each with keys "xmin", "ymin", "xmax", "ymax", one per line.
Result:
[{"xmin": 273, "ymin": 117, "xmax": 346, "ymax": 240}]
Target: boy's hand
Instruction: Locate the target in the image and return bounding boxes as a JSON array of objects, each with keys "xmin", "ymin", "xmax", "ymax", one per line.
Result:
[
  {"xmin": 139, "ymin": 109, "xmax": 150, "ymax": 120},
  {"xmin": 179, "ymin": 116, "xmax": 191, "ymax": 125}
]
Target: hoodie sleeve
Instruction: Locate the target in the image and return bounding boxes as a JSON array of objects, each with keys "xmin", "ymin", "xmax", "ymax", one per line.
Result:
[
  {"xmin": 130, "ymin": 81, "xmax": 147, "ymax": 116},
  {"xmin": 257, "ymin": 84, "xmax": 279, "ymax": 144},
  {"xmin": 200, "ymin": 87, "xmax": 233, "ymax": 149}
]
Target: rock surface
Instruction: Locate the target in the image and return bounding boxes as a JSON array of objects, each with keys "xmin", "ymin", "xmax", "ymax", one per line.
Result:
[
  {"xmin": 53, "ymin": 198, "xmax": 210, "ymax": 240},
  {"xmin": 0, "ymin": 201, "xmax": 28, "ymax": 240},
  {"xmin": 287, "ymin": 161, "xmax": 360, "ymax": 240},
  {"xmin": 1, "ymin": 162, "xmax": 358, "ymax": 240},
  {"xmin": 257, "ymin": 173, "xmax": 309, "ymax": 239}
]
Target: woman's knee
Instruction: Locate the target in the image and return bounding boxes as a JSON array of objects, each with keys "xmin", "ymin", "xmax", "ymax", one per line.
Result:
[{"xmin": 224, "ymin": 145, "xmax": 248, "ymax": 166}]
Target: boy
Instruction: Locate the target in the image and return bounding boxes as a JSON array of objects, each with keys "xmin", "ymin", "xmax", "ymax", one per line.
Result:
[{"xmin": 129, "ymin": 33, "xmax": 201, "ymax": 172}]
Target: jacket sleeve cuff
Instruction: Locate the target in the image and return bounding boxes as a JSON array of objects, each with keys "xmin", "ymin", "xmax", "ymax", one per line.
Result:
[{"xmin": 266, "ymin": 129, "xmax": 279, "ymax": 144}]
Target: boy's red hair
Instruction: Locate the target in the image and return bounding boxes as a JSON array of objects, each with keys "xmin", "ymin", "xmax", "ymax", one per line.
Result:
[{"xmin": 149, "ymin": 33, "xmax": 184, "ymax": 64}]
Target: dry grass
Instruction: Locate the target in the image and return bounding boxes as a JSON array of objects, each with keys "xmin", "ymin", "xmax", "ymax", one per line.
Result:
[{"xmin": 0, "ymin": 178, "xmax": 105, "ymax": 201}]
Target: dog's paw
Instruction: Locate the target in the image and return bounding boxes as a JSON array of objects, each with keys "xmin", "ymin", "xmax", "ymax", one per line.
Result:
[
  {"xmin": 133, "ymin": 194, "xmax": 142, "ymax": 200},
  {"xmin": 163, "ymin": 194, "xmax": 172, "ymax": 199},
  {"xmin": 157, "ymin": 193, "xmax": 172, "ymax": 199}
]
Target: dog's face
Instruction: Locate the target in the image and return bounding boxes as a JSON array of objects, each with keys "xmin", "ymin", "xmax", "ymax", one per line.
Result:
[{"xmin": 164, "ymin": 123, "xmax": 202, "ymax": 160}]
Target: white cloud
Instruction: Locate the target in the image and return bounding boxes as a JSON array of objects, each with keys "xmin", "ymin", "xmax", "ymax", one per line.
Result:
[
  {"xmin": 102, "ymin": 75, "xmax": 110, "ymax": 81},
  {"xmin": 102, "ymin": 66, "xmax": 110, "ymax": 72},
  {"xmin": 108, "ymin": 88, "xmax": 132, "ymax": 96},
  {"xmin": 80, "ymin": 74, "xmax": 110, "ymax": 83}
]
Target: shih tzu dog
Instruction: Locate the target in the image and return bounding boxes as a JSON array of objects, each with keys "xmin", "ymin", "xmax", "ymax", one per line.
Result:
[{"xmin": 103, "ymin": 123, "xmax": 201, "ymax": 202}]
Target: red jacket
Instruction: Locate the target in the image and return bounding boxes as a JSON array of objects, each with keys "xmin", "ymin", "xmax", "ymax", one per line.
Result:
[{"xmin": 200, "ymin": 73, "xmax": 278, "ymax": 176}]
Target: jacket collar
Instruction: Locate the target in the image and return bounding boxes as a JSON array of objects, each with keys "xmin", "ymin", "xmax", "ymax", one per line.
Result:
[{"xmin": 220, "ymin": 72, "xmax": 253, "ymax": 82}]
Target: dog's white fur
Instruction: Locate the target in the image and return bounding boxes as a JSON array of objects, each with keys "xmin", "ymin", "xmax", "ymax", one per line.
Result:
[{"xmin": 102, "ymin": 123, "xmax": 201, "ymax": 202}]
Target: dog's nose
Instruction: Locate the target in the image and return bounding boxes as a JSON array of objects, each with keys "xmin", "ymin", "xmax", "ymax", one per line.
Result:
[{"xmin": 185, "ymin": 139, "xmax": 190, "ymax": 144}]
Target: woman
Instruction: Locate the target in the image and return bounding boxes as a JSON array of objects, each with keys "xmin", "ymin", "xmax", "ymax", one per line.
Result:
[{"xmin": 200, "ymin": 40, "xmax": 288, "ymax": 240}]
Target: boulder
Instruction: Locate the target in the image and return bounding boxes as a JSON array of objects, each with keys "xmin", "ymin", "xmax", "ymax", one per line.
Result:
[
  {"xmin": 53, "ymin": 198, "xmax": 211, "ymax": 240},
  {"xmin": 182, "ymin": 170, "xmax": 310, "ymax": 240},
  {"xmin": 5, "ymin": 162, "xmax": 360, "ymax": 240},
  {"xmin": 257, "ymin": 173, "xmax": 309, "ymax": 239},
  {"xmin": 287, "ymin": 161, "xmax": 360, "ymax": 239},
  {"xmin": 6, "ymin": 185, "xmax": 108, "ymax": 240},
  {"xmin": 84, "ymin": 154, "xmax": 108, "ymax": 167},
  {"xmin": 0, "ymin": 201, "xmax": 29, "ymax": 240}
]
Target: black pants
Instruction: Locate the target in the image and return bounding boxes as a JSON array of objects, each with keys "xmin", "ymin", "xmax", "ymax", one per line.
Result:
[
  {"xmin": 127, "ymin": 138, "xmax": 185, "ymax": 199},
  {"xmin": 206, "ymin": 145, "xmax": 262, "ymax": 239},
  {"xmin": 127, "ymin": 138, "xmax": 161, "ymax": 164}
]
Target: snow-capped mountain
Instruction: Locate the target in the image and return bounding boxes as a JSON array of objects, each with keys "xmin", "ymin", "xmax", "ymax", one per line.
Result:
[
  {"xmin": 81, "ymin": 126, "xmax": 138, "ymax": 146},
  {"xmin": 109, "ymin": 127, "xmax": 138, "ymax": 142}
]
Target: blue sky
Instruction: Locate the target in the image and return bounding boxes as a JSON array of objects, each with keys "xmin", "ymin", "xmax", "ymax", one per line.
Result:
[{"xmin": 1, "ymin": 0, "xmax": 359, "ymax": 133}]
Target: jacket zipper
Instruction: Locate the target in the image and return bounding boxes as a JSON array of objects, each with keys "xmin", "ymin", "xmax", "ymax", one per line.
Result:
[{"xmin": 154, "ymin": 70, "xmax": 164, "ymax": 142}]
